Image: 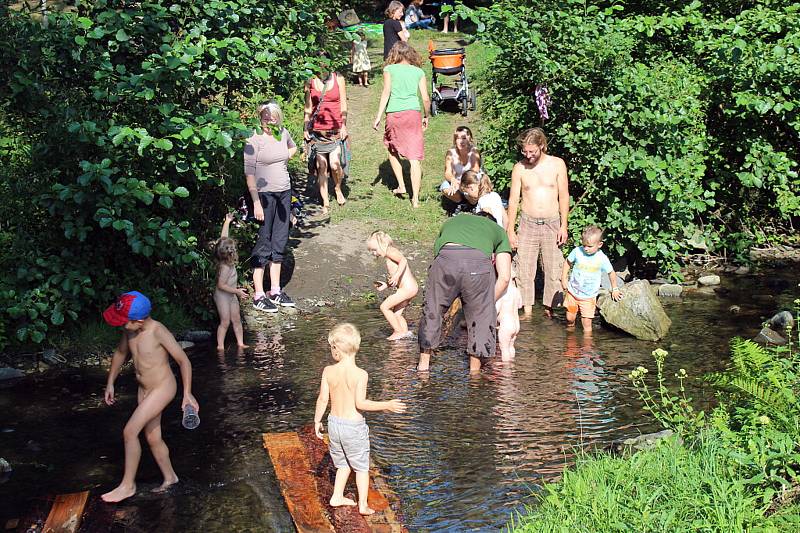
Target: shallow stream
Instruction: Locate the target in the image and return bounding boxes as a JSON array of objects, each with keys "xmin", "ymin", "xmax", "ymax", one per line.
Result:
[{"xmin": 1, "ymin": 272, "xmax": 797, "ymax": 532}]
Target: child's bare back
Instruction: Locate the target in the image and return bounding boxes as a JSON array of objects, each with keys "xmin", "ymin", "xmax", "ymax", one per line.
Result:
[{"xmin": 323, "ymin": 362, "xmax": 367, "ymax": 421}]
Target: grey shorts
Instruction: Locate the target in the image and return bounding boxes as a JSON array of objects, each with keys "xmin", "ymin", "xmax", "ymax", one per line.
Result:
[{"xmin": 327, "ymin": 415, "xmax": 370, "ymax": 473}]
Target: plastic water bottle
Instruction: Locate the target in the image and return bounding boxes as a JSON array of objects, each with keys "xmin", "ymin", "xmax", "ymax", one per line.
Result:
[{"xmin": 182, "ymin": 405, "xmax": 200, "ymax": 430}]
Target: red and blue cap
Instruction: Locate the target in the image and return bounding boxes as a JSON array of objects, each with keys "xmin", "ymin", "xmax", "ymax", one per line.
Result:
[{"xmin": 103, "ymin": 291, "xmax": 152, "ymax": 326}]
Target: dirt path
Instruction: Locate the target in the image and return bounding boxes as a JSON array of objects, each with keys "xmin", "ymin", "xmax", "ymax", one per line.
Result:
[{"xmin": 261, "ymin": 30, "xmax": 486, "ymax": 314}]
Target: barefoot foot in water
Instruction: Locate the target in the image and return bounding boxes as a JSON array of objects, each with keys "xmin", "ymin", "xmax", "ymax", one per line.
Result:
[
  {"xmin": 152, "ymin": 476, "xmax": 179, "ymax": 494},
  {"xmin": 101, "ymin": 483, "xmax": 136, "ymax": 503},
  {"xmin": 330, "ymin": 496, "xmax": 357, "ymax": 507}
]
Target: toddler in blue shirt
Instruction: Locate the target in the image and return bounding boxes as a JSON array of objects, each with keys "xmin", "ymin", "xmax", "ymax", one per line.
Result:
[{"xmin": 560, "ymin": 225, "xmax": 622, "ymax": 332}]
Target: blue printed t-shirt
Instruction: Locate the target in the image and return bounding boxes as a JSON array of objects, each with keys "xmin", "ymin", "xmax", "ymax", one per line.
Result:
[{"xmin": 567, "ymin": 247, "xmax": 614, "ymax": 299}]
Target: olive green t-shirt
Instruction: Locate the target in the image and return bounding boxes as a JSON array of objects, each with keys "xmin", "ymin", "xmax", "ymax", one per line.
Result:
[
  {"xmin": 385, "ymin": 64, "xmax": 423, "ymax": 113},
  {"xmin": 434, "ymin": 214, "xmax": 512, "ymax": 258}
]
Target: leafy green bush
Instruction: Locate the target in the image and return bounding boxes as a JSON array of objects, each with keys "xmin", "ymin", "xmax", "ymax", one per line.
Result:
[
  {"xmin": 464, "ymin": 0, "xmax": 800, "ymax": 274},
  {"xmin": 0, "ymin": 0, "xmax": 342, "ymax": 348}
]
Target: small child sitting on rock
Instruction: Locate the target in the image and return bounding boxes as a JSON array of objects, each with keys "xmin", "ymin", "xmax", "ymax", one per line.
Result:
[{"xmin": 561, "ymin": 225, "xmax": 622, "ymax": 333}]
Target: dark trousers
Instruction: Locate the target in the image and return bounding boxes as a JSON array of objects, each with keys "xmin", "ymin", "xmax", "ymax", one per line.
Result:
[
  {"xmin": 418, "ymin": 247, "xmax": 497, "ymax": 359},
  {"xmin": 251, "ymin": 190, "xmax": 290, "ymax": 267}
]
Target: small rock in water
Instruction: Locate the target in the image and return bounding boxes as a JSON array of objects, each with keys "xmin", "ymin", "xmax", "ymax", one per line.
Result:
[
  {"xmin": 657, "ymin": 284, "xmax": 683, "ymax": 297},
  {"xmin": 0, "ymin": 367, "xmax": 24, "ymax": 382},
  {"xmin": 769, "ymin": 311, "xmax": 794, "ymax": 334},
  {"xmin": 734, "ymin": 265, "xmax": 751, "ymax": 275},
  {"xmin": 180, "ymin": 330, "xmax": 213, "ymax": 343},
  {"xmin": 729, "ymin": 305, "xmax": 741, "ymax": 314},
  {"xmin": 178, "ymin": 341, "xmax": 195, "ymax": 350},
  {"xmin": 0, "ymin": 457, "xmax": 11, "ymax": 473},
  {"xmin": 753, "ymin": 327, "xmax": 787, "ymax": 346},
  {"xmin": 698, "ymin": 274, "xmax": 721, "ymax": 286}
]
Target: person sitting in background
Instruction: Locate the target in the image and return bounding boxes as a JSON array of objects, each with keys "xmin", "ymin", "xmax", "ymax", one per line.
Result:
[
  {"xmin": 440, "ymin": 125, "xmax": 481, "ymax": 204},
  {"xmin": 405, "ymin": 0, "xmax": 435, "ymax": 30}
]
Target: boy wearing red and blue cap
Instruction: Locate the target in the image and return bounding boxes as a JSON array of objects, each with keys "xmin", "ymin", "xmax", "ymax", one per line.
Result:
[{"xmin": 100, "ymin": 291, "xmax": 200, "ymax": 503}]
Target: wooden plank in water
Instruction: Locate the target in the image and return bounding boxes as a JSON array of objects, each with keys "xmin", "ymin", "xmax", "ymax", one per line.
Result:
[
  {"xmin": 263, "ymin": 432, "xmax": 335, "ymax": 533},
  {"xmin": 296, "ymin": 426, "xmax": 408, "ymax": 533},
  {"xmin": 42, "ymin": 491, "xmax": 89, "ymax": 533}
]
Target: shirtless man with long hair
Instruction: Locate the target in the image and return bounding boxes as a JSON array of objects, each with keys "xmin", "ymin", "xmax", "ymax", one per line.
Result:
[{"xmin": 506, "ymin": 128, "xmax": 569, "ymax": 317}]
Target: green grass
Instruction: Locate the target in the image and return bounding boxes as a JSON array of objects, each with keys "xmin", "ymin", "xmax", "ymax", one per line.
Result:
[
  {"xmin": 510, "ymin": 433, "xmax": 800, "ymax": 532},
  {"xmin": 330, "ymin": 30, "xmax": 495, "ymax": 244}
]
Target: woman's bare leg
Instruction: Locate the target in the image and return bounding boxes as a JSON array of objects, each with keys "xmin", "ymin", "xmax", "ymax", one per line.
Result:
[
  {"xmin": 387, "ymin": 152, "xmax": 406, "ymax": 194},
  {"xmin": 253, "ymin": 267, "xmax": 265, "ymax": 297},
  {"xmin": 409, "ymin": 159, "xmax": 422, "ymax": 208},
  {"xmin": 316, "ymin": 153, "xmax": 330, "ymax": 214},
  {"xmin": 329, "ymin": 146, "xmax": 346, "ymax": 205}
]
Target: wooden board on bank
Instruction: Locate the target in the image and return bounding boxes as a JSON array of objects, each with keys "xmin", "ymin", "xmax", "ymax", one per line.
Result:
[{"xmin": 263, "ymin": 430, "xmax": 406, "ymax": 533}]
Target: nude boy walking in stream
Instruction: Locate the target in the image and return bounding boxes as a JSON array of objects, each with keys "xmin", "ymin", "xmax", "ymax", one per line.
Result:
[
  {"xmin": 101, "ymin": 291, "xmax": 199, "ymax": 503},
  {"xmin": 506, "ymin": 128, "xmax": 569, "ymax": 317}
]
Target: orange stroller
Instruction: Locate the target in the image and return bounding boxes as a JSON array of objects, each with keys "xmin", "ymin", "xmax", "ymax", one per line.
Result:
[{"xmin": 428, "ymin": 41, "xmax": 476, "ymax": 116}]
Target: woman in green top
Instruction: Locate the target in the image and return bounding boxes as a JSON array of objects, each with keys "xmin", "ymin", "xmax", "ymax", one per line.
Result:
[{"xmin": 373, "ymin": 41, "xmax": 431, "ymax": 209}]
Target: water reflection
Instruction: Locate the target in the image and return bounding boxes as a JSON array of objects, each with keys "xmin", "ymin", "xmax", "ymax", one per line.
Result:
[{"xmin": 1, "ymin": 273, "xmax": 797, "ymax": 531}]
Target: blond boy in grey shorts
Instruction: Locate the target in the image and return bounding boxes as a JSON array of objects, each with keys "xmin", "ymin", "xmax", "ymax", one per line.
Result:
[{"xmin": 314, "ymin": 323, "xmax": 407, "ymax": 515}]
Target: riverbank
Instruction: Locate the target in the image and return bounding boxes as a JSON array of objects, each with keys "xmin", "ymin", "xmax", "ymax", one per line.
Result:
[{"xmin": 510, "ymin": 330, "xmax": 800, "ymax": 532}]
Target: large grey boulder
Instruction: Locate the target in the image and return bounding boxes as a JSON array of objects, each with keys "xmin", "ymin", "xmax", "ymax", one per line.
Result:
[{"xmin": 599, "ymin": 280, "xmax": 672, "ymax": 341}]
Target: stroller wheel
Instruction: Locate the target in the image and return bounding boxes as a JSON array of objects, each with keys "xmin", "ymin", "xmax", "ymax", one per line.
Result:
[
  {"xmin": 470, "ymin": 89, "xmax": 477, "ymax": 111},
  {"xmin": 431, "ymin": 100, "xmax": 438, "ymax": 116},
  {"xmin": 460, "ymin": 97, "xmax": 468, "ymax": 117}
]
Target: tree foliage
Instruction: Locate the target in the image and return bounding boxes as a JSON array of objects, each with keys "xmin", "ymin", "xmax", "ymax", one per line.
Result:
[
  {"xmin": 0, "ymin": 0, "xmax": 341, "ymax": 347},
  {"xmin": 464, "ymin": 0, "xmax": 800, "ymax": 273}
]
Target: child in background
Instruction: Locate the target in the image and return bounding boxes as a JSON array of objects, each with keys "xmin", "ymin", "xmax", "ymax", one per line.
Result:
[
  {"xmin": 561, "ymin": 225, "xmax": 622, "ymax": 333},
  {"xmin": 214, "ymin": 213, "xmax": 248, "ymax": 351},
  {"xmin": 314, "ymin": 323, "xmax": 406, "ymax": 515},
  {"xmin": 367, "ymin": 231, "xmax": 419, "ymax": 340},
  {"xmin": 351, "ymin": 29, "xmax": 371, "ymax": 87},
  {"xmin": 496, "ymin": 269, "xmax": 522, "ymax": 361},
  {"xmin": 459, "ymin": 170, "xmax": 506, "ymax": 228},
  {"xmin": 101, "ymin": 291, "xmax": 199, "ymax": 502}
]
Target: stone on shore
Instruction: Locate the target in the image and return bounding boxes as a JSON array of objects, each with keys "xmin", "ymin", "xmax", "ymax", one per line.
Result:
[
  {"xmin": 754, "ymin": 327, "xmax": 787, "ymax": 346},
  {"xmin": 0, "ymin": 368, "xmax": 24, "ymax": 382},
  {"xmin": 698, "ymin": 274, "xmax": 721, "ymax": 286},
  {"xmin": 180, "ymin": 330, "xmax": 213, "ymax": 343},
  {"xmin": 734, "ymin": 265, "xmax": 751, "ymax": 275},
  {"xmin": 599, "ymin": 280, "xmax": 672, "ymax": 341},
  {"xmin": 657, "ymin": 284, "xmax": 683, "ymax": 297}
]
